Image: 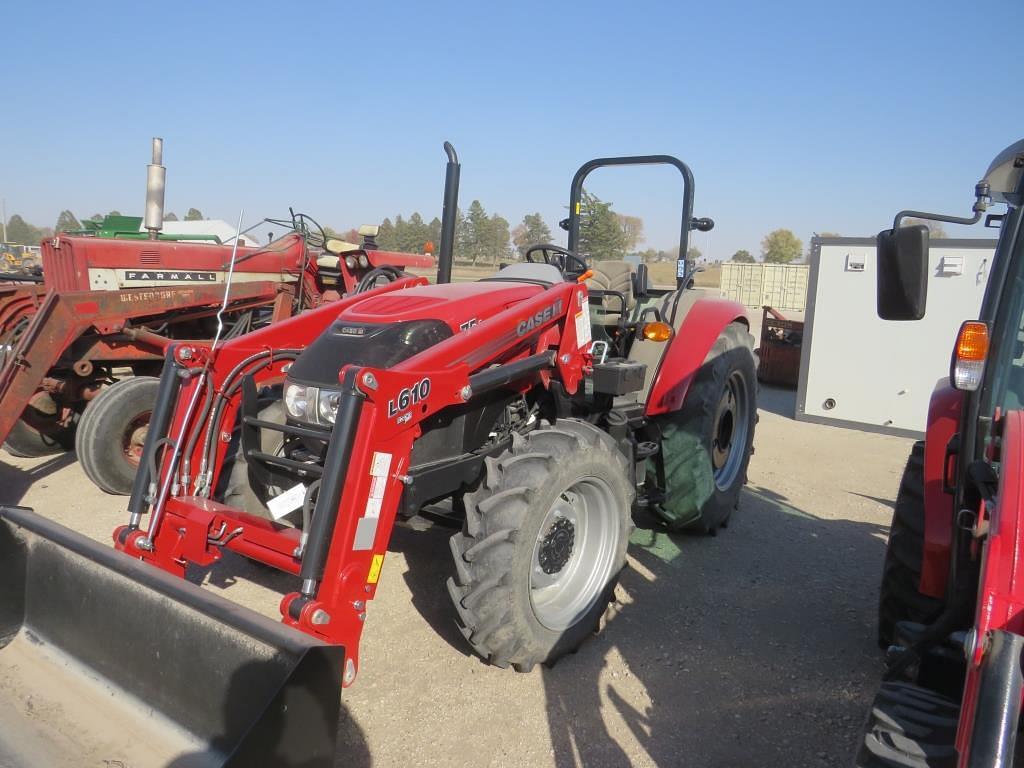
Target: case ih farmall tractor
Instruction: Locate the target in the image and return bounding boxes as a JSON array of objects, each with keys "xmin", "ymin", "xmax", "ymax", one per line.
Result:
[
  {"xmin": 0, "ymin": 139, "xmax": 431, "ymax": 495},
  {"xmin": 0, "ymin": 145, "xmax": 755, "ymax": 765},
  {"xmin": 857, "ymin": 139, "xmax": 1024, "ymax": 768}
]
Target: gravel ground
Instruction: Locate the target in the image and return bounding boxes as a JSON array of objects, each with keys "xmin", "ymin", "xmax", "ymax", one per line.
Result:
[{"xmin": 0, "ymin": 382, "xmax": 911, "ymax": 768}]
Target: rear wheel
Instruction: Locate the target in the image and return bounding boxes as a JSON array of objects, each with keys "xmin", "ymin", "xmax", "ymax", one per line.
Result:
[
  {"xmin": 878, "ymin": 441, "xmax": 944, "ymax": 648},
  {"xmin": 76, "ymin": 377, "xmax": 159, "ymax": 495},
  {"xmin": 652, "ymin": 322, "xmax": 757, "ymax": 533},
  {"xmin": 3, "ymin": 415, "xmax": 73, "ymax": 458},
  {"xmin": 3, "ymin": 391, "xmax": 75, "ymax": 458},
  {"xmin": 447, "ymin": 419, "xmax": 633, "ymax": 671}
]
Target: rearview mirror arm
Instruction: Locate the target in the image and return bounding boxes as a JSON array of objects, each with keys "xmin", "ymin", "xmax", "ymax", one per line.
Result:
[{"xmin": 892, "ymin": 181, "xmax": 992, "ymax": 230}]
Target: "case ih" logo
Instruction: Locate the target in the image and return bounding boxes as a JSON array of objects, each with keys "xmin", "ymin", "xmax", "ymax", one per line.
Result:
[{"xmin": 516, "ymin": 299, "xmax": 563, "ymax": 336}]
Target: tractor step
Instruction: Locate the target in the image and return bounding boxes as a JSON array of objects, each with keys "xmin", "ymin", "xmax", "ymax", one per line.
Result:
[{"xmin": 0, "ymin": 505, "xmax": 344, "ymax": 767}]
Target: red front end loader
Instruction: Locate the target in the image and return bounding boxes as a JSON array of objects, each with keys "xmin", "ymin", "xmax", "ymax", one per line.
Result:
[
  {"xmin": 0, "ymin": 144, "xmax": 756, "ymax": 764},
  {"xmin": 0, "ymin": 139, "xmax": 432, "ymax": 495},
  {"xmin": 856, "ymin": 139, "xmax": 1024, "ymax": 767}
]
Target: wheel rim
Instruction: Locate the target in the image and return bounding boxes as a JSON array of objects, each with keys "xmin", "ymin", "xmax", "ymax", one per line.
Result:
[
  {"xmin": 0, "ymin": 317, "xmax": 30, "ymax": 369},
  {"xmin": 121, "ymin": 411, "xmax": 151, "ymax": 468},
  {"xmin": 711, "ymin": 371, "xmax": 749, "ymax": 491},
  {"xmin": 530, "ymin": 476, "xmax": 620, "ymax": 631}
]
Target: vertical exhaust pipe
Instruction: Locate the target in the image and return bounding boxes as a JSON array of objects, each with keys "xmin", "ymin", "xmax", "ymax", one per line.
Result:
[
  {"xmin": 144, "ymin": 137, "xmax": 166, "ymax": 240},
  {"xmin": 437, "ymin": 141, "xmax": 460, "ymax": 284}
]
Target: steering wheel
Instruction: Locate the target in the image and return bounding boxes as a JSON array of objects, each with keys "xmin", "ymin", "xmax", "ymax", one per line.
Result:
[
  {"xmin": 524, "ymin": 244, "xmax": 589, "ymax": 278},
  {"xmin": 355, "ymin": 265, "xmax": 406, "ymax": 293}
]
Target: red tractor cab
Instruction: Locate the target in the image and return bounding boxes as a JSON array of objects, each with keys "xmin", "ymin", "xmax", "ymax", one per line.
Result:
[{"xmin": 857, "ymin": 139, "xmax": 1024, "ymax": 768}]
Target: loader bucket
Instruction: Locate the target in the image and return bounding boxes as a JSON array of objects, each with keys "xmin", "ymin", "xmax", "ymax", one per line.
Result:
[{"xmin": 0, "ymin": 505, "xmax": 344, "ymax": 768}]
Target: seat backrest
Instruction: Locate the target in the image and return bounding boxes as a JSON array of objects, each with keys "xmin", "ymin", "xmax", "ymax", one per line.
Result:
[
  {"xmin": 485, "ymin": 262, "xmax": 563, "ymax": 285},
  {"xmin": 585, "ymin": 261, "xmax": 635, "ymax": 311}
]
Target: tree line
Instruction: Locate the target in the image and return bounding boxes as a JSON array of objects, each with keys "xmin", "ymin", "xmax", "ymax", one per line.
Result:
[
  {"xmin": 3, "ymin": 208, "xmax": 207, "ymax": 244},
  {"xmin": 334, "ymin": 190, "xmax": 646, "ymax": 266}
]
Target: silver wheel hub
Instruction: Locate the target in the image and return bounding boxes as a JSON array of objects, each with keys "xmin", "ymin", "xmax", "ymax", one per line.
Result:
[
  {"xmin": 711, "ymin": 371, "xmax": 750, "ymax": 491},
  {"xmin": 530, "ymin": 478, "xmax": 620, "ymax": 631}
]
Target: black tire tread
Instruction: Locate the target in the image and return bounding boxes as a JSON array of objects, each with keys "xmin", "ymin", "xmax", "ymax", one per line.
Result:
[
  {"xmin": 854, "ymin": 681, "xmax": 959, "ymax": 767},
  {"xmin": 878, "ymin": 441, "xmax": 945, "ymax": 648},
  {"xmin": 76, "ymin": 376, "xmax": 159, "ymax": 495},
  {"xmin": 447, "ymin": 419, "xmax": 633, "ymax": 672},
  {"xmin": 654, "ymin": 322, "xmax": 757, "ymax": 533}
]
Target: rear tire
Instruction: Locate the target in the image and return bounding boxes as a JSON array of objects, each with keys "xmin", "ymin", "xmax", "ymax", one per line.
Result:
[
  {"xmin": 3, "ymin": 415, "xmax": 73, "ymax": 458},
  {"xmin": 878, "ymin": 441, "xmax": 944, "ymax": 648},
  {"xmin": 447, "ymin": 419, "xmax": 633, "ymax": 671},
  {"xmin": 76, "ymin": 377, "xmax": 159, "ymax": 495},
  {"xmin": 652, "ymin": 322, "xmax": 757, "ymax": 533}
]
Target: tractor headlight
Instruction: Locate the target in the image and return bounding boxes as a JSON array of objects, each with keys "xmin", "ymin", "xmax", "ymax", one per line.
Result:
[
  {"xmin": 317, "ymin": 389, "xmax": 342, "ymax": 424},
  {"xmin": 344, "ymin": 255, "xmax": 358, "ymax": 270},
  {"xmin": 284, "ymin": 383, "xmax": 315, "ymax": 420},
  {"xmin": 357, "ymin": 254, "xmax": 370, "ymax": 269}
]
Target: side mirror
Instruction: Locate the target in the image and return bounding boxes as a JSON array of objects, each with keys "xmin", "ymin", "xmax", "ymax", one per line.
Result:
[{"xmin": 877, "ymin": 224, "xmax": 929, "ymax": 320}]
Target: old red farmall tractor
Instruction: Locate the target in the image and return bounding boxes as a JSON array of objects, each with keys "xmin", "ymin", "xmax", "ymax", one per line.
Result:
[
  {"xmin": 0, "ymin": 139, "xmax": 431, "ymax": 495},
  {"xmin": 856, "ymin": 139, "xmax": 1024, "ymax": 768},
  {"xmin": 109, "ymin": 147, "xmax": 757, "ymax": 686}
]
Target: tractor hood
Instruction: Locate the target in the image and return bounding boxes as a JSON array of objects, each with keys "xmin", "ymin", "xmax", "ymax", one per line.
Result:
[
  {"xmin": 340, "ymin": 281, "xmax": 545, "ymax": 332},
  {"xmin": 283, "ymin": 280, "xmax": 548, "ymax": 425}
]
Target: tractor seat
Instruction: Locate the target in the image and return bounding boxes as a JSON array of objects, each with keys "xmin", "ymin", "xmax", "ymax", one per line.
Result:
[{"xmin": 586, "ymin": 261, "xmax": 636, "ymax": 324}]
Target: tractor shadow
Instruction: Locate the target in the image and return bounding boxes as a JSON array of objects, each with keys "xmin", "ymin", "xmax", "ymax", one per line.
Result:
[
  {"xmin": 163, "ymin": 655, "xmax": 370, "ymax": 768},
  {"xmin": 538, "ymin": 485, "xmax": 890, "ymax": 768},
  {"xmin": 0, "ymin": 452, "xmax": 77, "ymax": 506},
  {"xmin": 387, "ymin": 514, "xmax": 475, "ymax": 659}
]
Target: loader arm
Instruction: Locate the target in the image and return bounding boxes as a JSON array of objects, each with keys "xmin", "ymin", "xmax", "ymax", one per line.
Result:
[
  {"xmin": 0, "ymin": 282, "xmax": 286, "ymax": 447},
  {"xmin": 118, "ymin": 276, "xmax": 592, "ymax": 685}
]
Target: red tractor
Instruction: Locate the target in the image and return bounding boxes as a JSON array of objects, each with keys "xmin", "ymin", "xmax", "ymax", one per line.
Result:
[
  {"xmin": 857, "ymin": 139, "xmax": 1024, "ymax": 767},
  {"xmin": 102, "ymin": 147, "xmax": 757, "ymax": 686},
  {"xmin": 0, "ymin": 139, "xmax": 432, "ymax": 495}
]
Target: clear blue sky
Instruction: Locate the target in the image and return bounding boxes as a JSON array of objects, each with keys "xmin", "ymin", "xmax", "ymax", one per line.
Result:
[{"xmin": 2, "ymin": 0, "xmax": 1021, "ymax": 260}]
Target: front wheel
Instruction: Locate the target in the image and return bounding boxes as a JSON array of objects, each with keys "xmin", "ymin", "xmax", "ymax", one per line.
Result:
[
  {"xmin": 652, "ymin": 322, "xmax": 757, "ymax": 533},
  {"xmin": 76, "ymin": 377, "xmax": 160, "ymax": 495},
  {"xmin": 877, "ymin": 441, "xmax": 943, "ymax": 648},
  {"xmin": 447, "ymin": 419, "xmax": 634, "ymax": 671}
]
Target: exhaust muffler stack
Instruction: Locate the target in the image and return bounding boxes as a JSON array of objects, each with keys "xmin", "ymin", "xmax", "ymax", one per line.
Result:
[{"xmin": 144, "ymin": 137, "xmax": 166, "ymax": 240}]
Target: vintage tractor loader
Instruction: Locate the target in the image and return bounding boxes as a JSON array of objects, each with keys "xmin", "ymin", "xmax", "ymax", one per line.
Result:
[
  {"xmin": 0, "ymin": 138, "xmax": 432, "ymax": 495},
  {"xmin": 82, "ymin": 144, "xmax": 758, "ymax": 689},
  {"xmin": 855, "ymin": 139, "xmax": 1024, "ymax": 767}
]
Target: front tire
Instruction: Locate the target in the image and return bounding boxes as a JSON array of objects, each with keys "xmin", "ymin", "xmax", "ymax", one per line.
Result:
[
  {"xmin": 877, "ymin": 441, "xmax": 944, "ymax": 648},
  {"xmin": 76, "ymin": 377, "xmax": 159, "ymax": 495},
  {"xmin": 652, "ymin": 322, "xmax": 757, "ymax": 533},
  {"xmin": 447, "ymin": 419, "xmax": 634, "ymax": 671}
]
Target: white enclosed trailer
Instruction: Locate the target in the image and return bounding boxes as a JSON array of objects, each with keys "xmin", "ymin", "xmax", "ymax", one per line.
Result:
[{"xmin": 796, "ymin": 236, "xmax": 997, "ymax": 437}]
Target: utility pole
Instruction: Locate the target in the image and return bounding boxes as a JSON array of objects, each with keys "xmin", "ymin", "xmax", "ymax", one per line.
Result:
[{"xmin": 1, "ymin": 199, "xmax": 6, "ymax": 243}]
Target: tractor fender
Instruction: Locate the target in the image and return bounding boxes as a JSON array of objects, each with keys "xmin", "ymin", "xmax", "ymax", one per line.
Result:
[
  {"xmin": 920, "ymin": 379, "xmax": 963, "ymax": 599},
  {"xmin": 644, "ymin": 295, "xmax": 749, "ymax": 416}
]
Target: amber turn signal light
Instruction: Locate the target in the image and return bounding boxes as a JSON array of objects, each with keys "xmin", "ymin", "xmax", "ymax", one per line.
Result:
[
  {"xmin": 641, "ymin": 322, "xmax": 673, "ymax": 342},
  {"xmin": 951, "ymin": 321, "xmax": 989, "ymax": 391}
]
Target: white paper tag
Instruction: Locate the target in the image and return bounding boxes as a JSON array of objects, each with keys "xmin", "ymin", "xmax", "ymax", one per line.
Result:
[
  {"xmin": 364, "ymin": 496, "xmax": 383, "ymax": 518},
  {"xmin": 370, "ymin": 451, "xmax": 392, "ymax": 478},
  {"xmin": 575, "ymin": 297, "xmax": 592, "ymax": 348},
  {"xmin": 267, "ymin": 482, "xmax": 307, "ymax": 520},
  {"xmin": 369, "ymin": 474, "xmax": 387, "ymax": 500}
]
